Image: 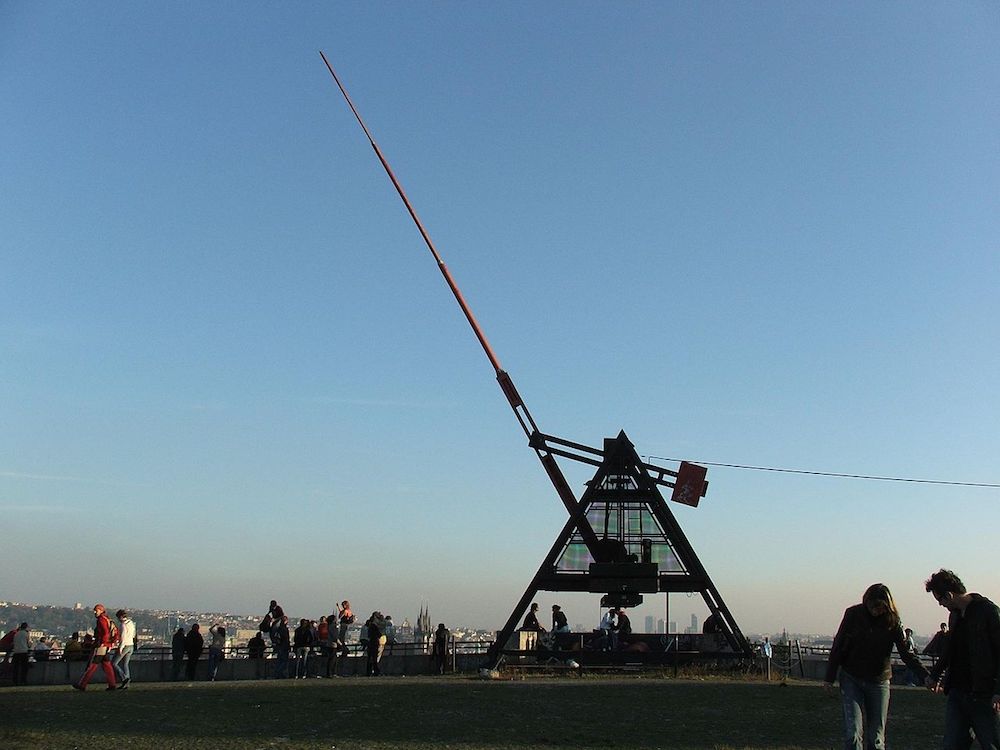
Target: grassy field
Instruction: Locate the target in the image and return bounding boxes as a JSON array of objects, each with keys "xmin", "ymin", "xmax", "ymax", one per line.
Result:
[{"xmin": 1, "ymin": 676, "xmax": 944, "ymax": 750}]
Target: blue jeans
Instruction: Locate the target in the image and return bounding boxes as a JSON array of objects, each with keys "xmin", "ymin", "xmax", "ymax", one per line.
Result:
[
  {"xmin": 840, "ymin": 669, "xmax": 890, "ymax": 750},
  {"xmin": 275, "ymin": 647, "xmax": 289, "ymax": 678},
  {"xmin": 943, "ymin": 690, "xmax": 1000, "ymax": 750},
  {"xmin": 113, "ymin": 645, "xmax": 133, "ymax": 682},
  {"xmin": 207, "ymin": 647, "xmax": 223, "ymax": 680},
  {"xmin": 294, "ymin": 647, "xmax": 309, "ymax": 678}
]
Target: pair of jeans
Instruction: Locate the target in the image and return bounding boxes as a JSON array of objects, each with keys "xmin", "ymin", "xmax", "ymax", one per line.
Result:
[
  {"xmin": 207, "ymin": 647, "xmax": 223, "ymax": 680},
  {"xmin": 943, "ymin": 689, "xmax": 1000, "ymax": 750},
  {"xmin": 294, "ymin": 647, "xmax": 309, "ymax": 678},
  {"xmin": 274, "ymin": 647, "xmax": 289, "ymax": 678},
  {"xmin": 840, "ymin": 669, "xmax": 890, "ymax": 750},
  {"xmin": 113, "ymin": 645, "xmax": 133, "ymax": 683}
]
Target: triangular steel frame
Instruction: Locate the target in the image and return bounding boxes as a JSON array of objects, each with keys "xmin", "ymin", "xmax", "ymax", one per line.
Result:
[{"xmin": 484, "ymin": 430, "xmax": 749, "ymax": 669}]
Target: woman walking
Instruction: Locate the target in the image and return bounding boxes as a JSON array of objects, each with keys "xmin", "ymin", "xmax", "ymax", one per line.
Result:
[
  {"xmin": 825, "ymin": 583, "xmax": 929, "ymax": 750},
  {"xmin": 112, "ymin": 610, "xmax": 135, "ymax": 689}
]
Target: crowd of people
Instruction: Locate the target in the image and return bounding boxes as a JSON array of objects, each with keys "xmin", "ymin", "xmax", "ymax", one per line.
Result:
[
  {"xmin": 2, "ymin": 596, "xmax": 455, "ymax": 688},
  {"xmin": 519, "ymin": 601, "xmax": 632, "ymax": 652},
  {"xmin": 4, "ymin": 567, "xmax": 998, "ymax": 750}
]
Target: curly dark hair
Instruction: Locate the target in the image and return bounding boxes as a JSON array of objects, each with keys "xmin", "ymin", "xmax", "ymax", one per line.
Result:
[{"xmin": 925, "ymin": 569, "xmax": 966, "ymax": 597}]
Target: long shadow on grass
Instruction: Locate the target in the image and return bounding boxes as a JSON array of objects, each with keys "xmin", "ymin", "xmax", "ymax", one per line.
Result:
[{"xmin": 2, "ymin": 678, "xmax": 944, "ymax": 750}]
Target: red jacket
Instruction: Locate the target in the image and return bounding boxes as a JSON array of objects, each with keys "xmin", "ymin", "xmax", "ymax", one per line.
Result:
[{"xmin": 95, "ymin": 613, "xmax": 116, "ymax": 647}]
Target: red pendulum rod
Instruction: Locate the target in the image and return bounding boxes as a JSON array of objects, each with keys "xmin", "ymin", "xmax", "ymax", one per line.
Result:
[{"xmin": 318, "ymin": 51, "xmax": 538, "ymax": 440}]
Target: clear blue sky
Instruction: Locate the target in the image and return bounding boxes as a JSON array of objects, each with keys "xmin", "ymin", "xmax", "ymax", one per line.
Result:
[{"xmin": 2, "ymin": 1, "xmax": 997, "ymax": 635}]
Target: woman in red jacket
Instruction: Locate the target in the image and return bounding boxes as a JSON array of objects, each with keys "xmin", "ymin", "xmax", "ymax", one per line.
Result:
[{"xmin": 73, "ymin": 604, "xmax": 118, "ymax": 691}]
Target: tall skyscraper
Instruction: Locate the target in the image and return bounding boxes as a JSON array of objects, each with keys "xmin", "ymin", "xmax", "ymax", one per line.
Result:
[
  {"xmin": 669, "ymin": 621, "xmax": 677, "ymax": 633},
  {"xmin": 644, "ymin": 615, "xmax": 655, "ymax": 633},
  {"xmin": 657, "ymin": 618, "xmax": 665, "ymax": 634},
  {"xmin": 691, "ymin": 613, "xmax": 699, "ymax": 633}
]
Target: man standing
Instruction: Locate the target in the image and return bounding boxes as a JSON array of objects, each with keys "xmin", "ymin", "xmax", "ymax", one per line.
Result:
[
  {"xmin": 11, "ymin": 623, "xmax": 31, "ymax": 686},
  {"xmin": 184, "ymin": 623, "xmax": 204, "ymax": 680},
  {"xmin": 73, "ymin": 604, "xmax": 118, "ymax": 691},
  {"xmin": 273, "ymin": 615, "xmax": 291, "ymax": 678},
  {"xmin": 925, "ymin": 622, "xmax": 950, "ymax": 658},
  {"xmin": 248, "ymin": 630, "xmax": 267, "ymax": 679},
  {"xmin": 925, "ymin": 568, "xmax": 1000, "ymax": 749},
  {"xmin": 170, "ymin": 626, "xmax": 186, "ymax": 680}
]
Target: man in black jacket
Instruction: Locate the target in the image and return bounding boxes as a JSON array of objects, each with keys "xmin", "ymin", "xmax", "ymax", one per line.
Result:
[
  {"xmin": 926, "ymin": 568, "xmax": 1000, "ymax": 750},
  {"xmin": 184, "ymin": 624, "xmax": 204, "ymax": 681}
]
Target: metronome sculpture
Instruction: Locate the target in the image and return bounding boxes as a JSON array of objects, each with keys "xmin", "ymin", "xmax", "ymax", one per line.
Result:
[{"xmin": 320, "ymin": 52, "xmax": 750, "ymax": 668}]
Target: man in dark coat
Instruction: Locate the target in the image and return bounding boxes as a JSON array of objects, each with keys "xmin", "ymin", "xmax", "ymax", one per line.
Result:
[
  {"xmin": 273, "ymin": 616, "xmax": 290, "ymax": 678},
  {"xmin": 614, "ymin": 608, "xmax": 632, "ymax": 645},
  {"xmin": 365, "ymin": 612, "xmax": 386, "ymax": 676},
  {"xmin": 926, "ymin": 569, "xmax": 1000, "ymax": 750},
  {"xmin": 184, "ymin": 623, "xmax": 204, "ymax": 680},
  {"xmin": 171, "ymin": 626, "xmax": 186, "ymax": 680}
]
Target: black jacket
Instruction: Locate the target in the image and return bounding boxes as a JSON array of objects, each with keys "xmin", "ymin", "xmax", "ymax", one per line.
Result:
[
  {"xmin": 931, "ymin": 594, "xmax": 1000, "ymax": 698},
  {"xmin": 184, "ymin": 630, "xmax": 204, "ymax": 659},
  {"xmin": 293, "ymin": 624, "xmax": 314, "ymax": 649},
  {"xmin": 825, "ymin": 603, "xmax": 928, "ymax": 684},
  {"xmin": 171, "ymin": 630, "xmax": 185, "ymax": 660}
]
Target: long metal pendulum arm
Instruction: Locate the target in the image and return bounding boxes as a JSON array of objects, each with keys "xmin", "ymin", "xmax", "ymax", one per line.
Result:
[{"xmin": 319, "ymin": 52, "xmax": 600, "ymax": 548}]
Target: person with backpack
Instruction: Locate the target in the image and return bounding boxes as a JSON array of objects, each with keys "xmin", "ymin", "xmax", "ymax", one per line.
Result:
[{"xmin": 73, "ymin": 604, "xmax": 119, "ymax": 691}]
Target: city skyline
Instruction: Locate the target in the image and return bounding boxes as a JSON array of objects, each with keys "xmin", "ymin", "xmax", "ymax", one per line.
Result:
[{"xmin": 3, "ymin": 2, "xmax": 998, "ymax": 635}]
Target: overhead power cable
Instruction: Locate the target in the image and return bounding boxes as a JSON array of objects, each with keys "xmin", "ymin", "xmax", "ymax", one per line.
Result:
[{"xmin": 642, "ymin": 456, "xmax": 1000, "ymax": 489}]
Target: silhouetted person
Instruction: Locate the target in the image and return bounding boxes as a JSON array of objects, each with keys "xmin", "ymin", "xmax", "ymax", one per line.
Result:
[
  {"xmin": 521, "ymin": 602, "xmax": 545, "ymax": 632},
  {"xmin": 925, "ymin": 569, "xmax": 1000, "ymax": 750},
  {"xmin": 184, "ymin": 623, "xmax": 204, "ymax": 680},
  {"xmin": 171, "ymin": 627, "xmax": 185, "ymax": 680},
  {"xmin": 248, "ymin": 631, "xmax": 267, "ymax": 679},
  {"xmin": 432, "ymin": 623, "xmax": 450, "ymax": 674}
]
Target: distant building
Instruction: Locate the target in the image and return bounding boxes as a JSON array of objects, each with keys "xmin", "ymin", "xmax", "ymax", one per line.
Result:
[
  {"xmin": 645, "ymin": 616, "xmax": 654, "ymax": 633},
  {"xmin": 669, "ymin": 621, "xmax": 677, "ymax": 633},
  {"xmin": 657, "ymin": 618, "xmax": 665, "ymax": 634},
  {"xmin": 415, "ymin": 604, "xmax": 432, "ymax": 646},
  {"xmin": 691, "ymin": 614, "xmax": 698, "ymax": 632}
]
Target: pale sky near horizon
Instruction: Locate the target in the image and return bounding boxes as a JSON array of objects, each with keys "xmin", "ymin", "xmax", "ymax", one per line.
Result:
[{"xmin": 2, "ymin": 1, "xmax": 998, "ymax": 637}]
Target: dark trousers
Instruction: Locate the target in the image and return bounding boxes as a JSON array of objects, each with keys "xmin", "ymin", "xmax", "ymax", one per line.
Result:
[
  {"xmin": 367, "ymin": 644, "xmax": 381, "ymax": 676},
  {"xmin": 943, "ymin": 690, "xmax": 1000, "ymax": 750},
  {"xmin": 185, "ymin": 653, "xmax": 199, "ymax": 680},
  {"xmin": 12, "ymin": 653, "xmax": 29, "ymax": 685}
]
